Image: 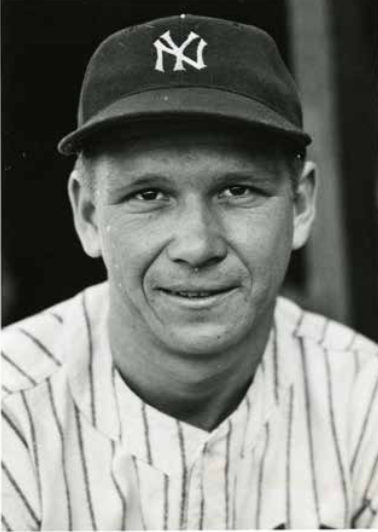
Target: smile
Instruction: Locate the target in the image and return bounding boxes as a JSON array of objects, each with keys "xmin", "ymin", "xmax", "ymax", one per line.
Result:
[
  {"xmin": 157, "ymin": 286, "xmax": 238, "ymax": 308},
  {"xmin": 162, "ymin": 288, "xmax": 232, "ymax": 298}
]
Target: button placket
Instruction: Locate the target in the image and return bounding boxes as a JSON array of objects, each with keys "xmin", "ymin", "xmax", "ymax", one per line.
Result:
[{"xmin": 184, "ymin": 439, "xmax": 210, "ymax": 530}]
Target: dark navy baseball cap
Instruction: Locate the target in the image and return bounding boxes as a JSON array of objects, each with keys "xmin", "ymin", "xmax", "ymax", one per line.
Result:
[{"xmin": 58, "ymin": 14, "xmax": 312, "ymax": 155}]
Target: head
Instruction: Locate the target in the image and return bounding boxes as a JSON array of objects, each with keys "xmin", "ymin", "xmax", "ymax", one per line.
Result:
[
  {"xmin": 68, "ymin": 120, "xmax": 316, "ymax": 357},
  {"xmin": 62, "ymin": 15, "xmax": 316, "ymax": 358}
]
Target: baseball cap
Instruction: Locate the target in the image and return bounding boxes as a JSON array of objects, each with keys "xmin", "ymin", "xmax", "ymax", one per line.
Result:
[{"xmin": 58, "ymin": 14, "xmax": 312, "ymax": 155}]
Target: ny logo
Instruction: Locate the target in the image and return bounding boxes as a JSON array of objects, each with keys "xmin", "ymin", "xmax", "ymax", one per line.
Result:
[{"xmin": 154, "ymin": 30, "xmax": 207, "ymax": 72}]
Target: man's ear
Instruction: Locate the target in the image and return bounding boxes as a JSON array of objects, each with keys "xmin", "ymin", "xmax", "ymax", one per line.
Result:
[
  {"xmin": 67, "ymin": 169, "xmax": 102, "ymax": 258},
  {"xmin": 292, "ymin": 160, "xmax": 317, "ymax": 250}
]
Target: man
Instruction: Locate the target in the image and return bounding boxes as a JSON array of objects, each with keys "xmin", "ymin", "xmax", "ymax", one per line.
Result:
[{"xmin": 2, "ymin": 14, "xmax": 378, "ymax": 530}]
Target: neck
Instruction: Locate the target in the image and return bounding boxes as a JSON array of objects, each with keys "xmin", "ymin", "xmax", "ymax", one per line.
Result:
[{"xmin": 108, "ymin": 298, "xmax": 274, "ymax": 432}]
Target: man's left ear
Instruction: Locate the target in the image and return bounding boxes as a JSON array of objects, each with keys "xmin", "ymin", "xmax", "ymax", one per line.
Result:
[{"xmin": 292, "ymin": 160, "xmax": 317, "ymax": 250}]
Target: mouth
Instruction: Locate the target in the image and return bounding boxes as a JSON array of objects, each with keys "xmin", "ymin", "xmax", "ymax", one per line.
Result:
[
  {"xmin": 156, "ymin": 285, "xmax": 238, "ymax": 308},
  {"xmin": 160, "ymin": 287, "xmax": 233, "ymax": 299}
]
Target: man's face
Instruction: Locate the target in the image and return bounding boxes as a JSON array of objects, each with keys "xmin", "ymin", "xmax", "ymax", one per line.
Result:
[{"xmin": 81, "ymin": 125, "xmax": 307, "ymax": 356}]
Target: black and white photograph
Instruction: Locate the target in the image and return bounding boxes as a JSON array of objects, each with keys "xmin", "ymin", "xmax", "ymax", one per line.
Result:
[{"xmin": 2, "ymin": 0, "xmax": 378, "ymax": 529}]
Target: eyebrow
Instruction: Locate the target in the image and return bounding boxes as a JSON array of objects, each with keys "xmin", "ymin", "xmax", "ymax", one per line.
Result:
[
  {"xmin": 106, "ymin": 173, "xmax": 173, "ymax": 191},
  {"xmin": 105, "ymin": 167, "xmax": 281, "ymax": 196},
  {"xmin": 211, "ymin": 170, "xmax": 282, "ymax": 187}
]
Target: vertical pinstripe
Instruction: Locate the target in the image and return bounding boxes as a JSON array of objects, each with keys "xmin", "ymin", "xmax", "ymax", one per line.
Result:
[
  {"xmin": 293, "ymin": 309, "xmax": 304, "ymax": 336},
  {"xmin": 199, "ymin": 443, "xmax": 207, "ymax": 530},
  {"xmin": 324, "ymin": 350, "xmax": 349, "ymax": 526},
  {"xmin": 351, "ymin": 498, "xmax": 369, "ymax": 528},
  {"xmin": 141, "ymin": 403, "xmax": 153, "ymax": 465},
  {"xmin": 273, "ymin": 321, "xmax": 279, "ymax": 403},
  {"xmin": 132, "ymin": 455, "xmax": 146, "ymax": 530},
  {"xmin": 111, "ymin": 366, "xmax": 122, "ymax": 442},
  {"xmin": 362, "ymin": 447, "xmax": 378, "ymax": 501},
  {"xmin": 1, "ymin": 515, "xmax": 11, "ymax": 531},
  {"xmin": 2, "ymin": 462, "xmax": 40, "ymax": 528},
  {"xmin": 232, "ymin": 453, "xmax": 238, "ymax": 529},
  {"xmin": 177, "ymin": 421, "xmax": 187, "ymax": 530},
  {"xmin": 299, "ymin": 338, "xmax": 321, "ymax": 523},
  {"xmin": 47, "ymin": 381, "xmax": 72, "ymax": 529},
  {"xmin": 319, "ymin": 319, "xmax": 329, "ymax": 345},
  {"xmin": 74, "ymin": 405, "xmax": 97, "ymax": 530},
  {"xmin": 367, "ymin": 502, "xmax": 377, "ymax": 528},
  {"xmin": 3, "ymin": 411, "xmax": 28, "ymax": 449},
  {"xmin": 3, "ymin": 288, "xmax": 378, "ymax": 530},
  {"xmin": 199, "ymin": 482, "xmax": 205, "ymax": 530},
  {"xmin": 18, "ymin": 328, "xmax": 62, "ymax": 366},
  {"xmin": 240, "ymin": 395, "xmax": 251, "ymax": 459},
  {"xmin": 110, "ymin": 441, "xmax": 127, "ymax": 530},
  {"xmin": 82, "ymin": 293, "xmax": 96, "ymax": 426},
  {"xmin": 232, "ymin": 393, "xmax": 252, "ymax": 525},
  {"xmin": 286, "ymin": 386, "xmax": 294, "ymax": 528},
  {"xmin": 20, "ymin": 392, "xmax": 42, "ymax": 507},
  {"xmin": 163, "ymin": 474, "xmax": 169, "ymax": 529},
  {"xmin": 2, "ymin": 352, "xmax": 37, "ymax": 385},
  {"xmin": 224, "ymin": 420, "xmax": 232, "ymax": 529},
  {"xmin": 351, "ymin": 372, "xmax": 378, "ymax": 472},
  {"xmin": 256, "ymin": 423, "xmax": 270, "ymax": 528}
]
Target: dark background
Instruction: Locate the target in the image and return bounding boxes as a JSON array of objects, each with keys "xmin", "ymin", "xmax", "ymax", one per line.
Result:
[{"xmin": 2, "ymin": 0, "xmax": 378, "ymax": 340}]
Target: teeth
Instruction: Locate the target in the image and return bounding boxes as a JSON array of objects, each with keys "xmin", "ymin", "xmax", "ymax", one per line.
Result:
[
  {"xmin": 162, "ymin": 288, "xmax": 233, "ymax": 298},
  {"xmin": 176, "ymin": 291, "xmax": 212, "ymax": 298}
]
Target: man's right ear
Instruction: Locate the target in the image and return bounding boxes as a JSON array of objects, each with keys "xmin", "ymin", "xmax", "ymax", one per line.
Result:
[{"xmin": 67, "ymin": 170, "xmax": 102, "ymax": 258}]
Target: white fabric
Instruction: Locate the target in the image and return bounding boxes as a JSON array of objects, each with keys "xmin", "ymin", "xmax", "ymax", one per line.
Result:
[{"xmin": 2, "ymin": 282, "xmax": 378, "ymax": 530}]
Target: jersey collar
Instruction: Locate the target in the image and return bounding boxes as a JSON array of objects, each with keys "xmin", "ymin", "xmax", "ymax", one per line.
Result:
[{"xmin": 65, "ymin": 282, "xmax": 297, "ymax": 475}]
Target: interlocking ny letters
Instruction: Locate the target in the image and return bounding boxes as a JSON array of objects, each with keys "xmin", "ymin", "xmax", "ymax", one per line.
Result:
[{"xmin": 154, "ymin": 30, "xmax": 207, "ymax": 72}]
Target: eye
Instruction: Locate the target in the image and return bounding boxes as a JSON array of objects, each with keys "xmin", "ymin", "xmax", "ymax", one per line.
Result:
[
  {"xmin": 220, "ymin": 185, "xmax": 254, "ymax": 198},
  {"xmin": 134, "ymin": 189, "xmax": 166, "ymax": 201}
]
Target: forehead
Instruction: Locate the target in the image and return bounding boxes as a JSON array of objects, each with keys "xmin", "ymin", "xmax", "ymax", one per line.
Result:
[{"xmin": 88, "ymin": 121, "xmax": 292, "ymax": 179}]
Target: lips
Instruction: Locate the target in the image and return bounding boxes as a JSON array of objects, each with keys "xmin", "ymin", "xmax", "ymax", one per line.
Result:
[
  {"xmin": 161, "ymin": 287, "xmax": 232, "ymax": 299},
  {"xmin": 154, "ymin": 282, "xmax": 240, "ymax": 311}
]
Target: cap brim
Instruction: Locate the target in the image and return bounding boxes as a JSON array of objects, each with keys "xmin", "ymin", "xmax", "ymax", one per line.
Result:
[{"xmin": 58, "ymin": 87, "xmax": 311, "ymax": 155}]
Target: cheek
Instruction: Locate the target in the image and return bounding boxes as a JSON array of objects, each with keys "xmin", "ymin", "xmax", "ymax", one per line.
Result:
[
  {"xmin": 101, "ymin": 225, "xmax": 128, "ymax": 295},
  {"xmin": 230, "ymin": 201, "xmax": 294, "ymax": 281},
  {"xmin": 258, "ymin": 209, "xmax": 294, "ymax": 288},
  {"xmin": 98, "ymin": 209, "xmax": 167, "ymax": 288}
]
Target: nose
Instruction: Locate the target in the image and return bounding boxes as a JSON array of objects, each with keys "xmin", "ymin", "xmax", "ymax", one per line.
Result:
[{"xmin": 167, "ymin": 196, "xmax": 227, "ymax": 268}]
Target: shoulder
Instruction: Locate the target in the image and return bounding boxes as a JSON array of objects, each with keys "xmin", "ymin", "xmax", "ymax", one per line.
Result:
[
  {"xmin": 2, "ymin": 282, "xmax": 109, "ymax": 401},
  {"xmin": 275, "ymin": 296, "xmax": 378, "ymax": 399},
  {"xmin": 275, "ymin": 295, "xmax": 378, "ymax": 431},
  {"xmin": 276, "ymin": 297, "xmax": 378, "ymax": 521},
  {"xmin": 276, "ymin": 295, "xmax": 377, "ymax": 357}
]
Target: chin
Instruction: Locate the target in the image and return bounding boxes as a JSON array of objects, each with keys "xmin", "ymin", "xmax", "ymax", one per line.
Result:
[{"xmin": 160, "ymin": 321, "xmax": 251, "ymax": 357}]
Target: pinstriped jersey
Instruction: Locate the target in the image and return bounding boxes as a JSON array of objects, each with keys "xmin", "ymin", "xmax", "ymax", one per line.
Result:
[{"xmin": 2, "ymin": 282, "xmax": 378, "ymax": 530}]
